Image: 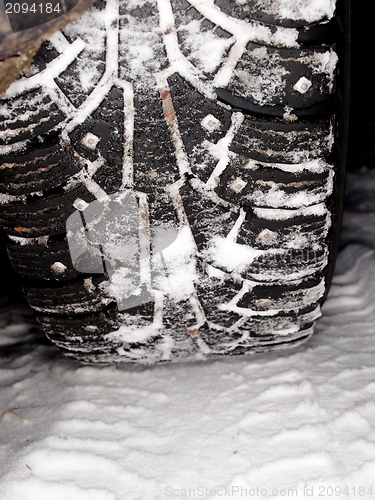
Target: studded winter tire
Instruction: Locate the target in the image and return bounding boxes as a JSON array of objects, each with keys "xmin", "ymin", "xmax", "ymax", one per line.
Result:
[{"xmin": 0, "ymin": 0, "xmax": 350, "ymax": 363}]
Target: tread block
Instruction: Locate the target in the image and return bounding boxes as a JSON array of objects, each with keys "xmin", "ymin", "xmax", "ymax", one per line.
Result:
[
  {"xmin": 39, "ymin": 307, "xmax": 121, "ymax": 357},
  {"xmin": 237, "ymin": 277, "xmax": 324, "ymax": 311},
  {"xmin": 230, "ymin": 116, "xmax": 333, "ymax": 163},
  {"xmin": 133, "ymin": 95, "xmax": 181, "ymax": 193},
  {"xmin": 55, "ymin": 54, "xmax": 106, "ymax": 109},
  {"xmin": 168, "ymin": 73, "xmax": 232, "ymax": 153},
  {"xmin": 24, "ymin": 276, "xmax": 107, "ymax": 313},
  {"xmin": 28, "ymin": 40, "xmax": 60, "ymax": 74},
  {"xmin": 214, "ymin": 0, "xmax": 332, "ymax": 28},
  {"xmin": 215, "ymin": 156, "xmax": 333, "ymax": 209},
  {"xmin": 180, "ymin": 184, "xmax": 239, "ymax": 250},
  {"xmin": 237, "ymin": 206, "xmax": 329, "ymax": 249},
  {"xmin": 195, "ymin": 260, "xmax": 243, "ymax": 327},
  {"xmin": 0, "ymin": 144, "xmax": 81, "ymax": 195},
  {"xmin": 68, "ymin": 86, "xmax": 125, "ymax": 194},
  {"xmin": 227, "ymin": 42, "xmax": 337, "ymax": 109},
  {"xmin": 173, "ymin": 6, "xmax": 234, "ymax": 76},
  {"xmin": 7, "ymin": 236, "xmax": 82, "ymax": 281},
  {"xmin": 0, "ymin": 185, "xmax": 95, "ymax": 237}
]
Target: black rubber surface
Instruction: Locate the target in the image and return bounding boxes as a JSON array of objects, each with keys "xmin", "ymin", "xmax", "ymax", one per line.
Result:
[{"xmin": 0, "ymin": 0, "xmax": 349, "ymax": 363}]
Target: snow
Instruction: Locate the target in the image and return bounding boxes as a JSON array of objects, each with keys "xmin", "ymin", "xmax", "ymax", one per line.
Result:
[
  {"xmin": 177, "ymin": 19, "xmax": 234, "ymax": 74},
  {"xmin": 187, "ymin": 0, "xmax": 300, "ymax": 48},
  {"xmin": 1, "ymin": 168, "xmax": 375, "ymax": 498},
  {"xmin": 251, "ymin": 0, "xmax": 336, "ymax": 23},
  {"xmin": 204, "ymin": 235, "xmax": 264, "ymax": 272},
  {"xmin": 151, "ymin": 226, "xmax": 197, "ymax": 301}
]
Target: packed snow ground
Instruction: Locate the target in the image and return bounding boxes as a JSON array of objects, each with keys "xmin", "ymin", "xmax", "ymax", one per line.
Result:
[{"xmin": 0, "ymin": 167, "xmax": 375, "ymax": 499}]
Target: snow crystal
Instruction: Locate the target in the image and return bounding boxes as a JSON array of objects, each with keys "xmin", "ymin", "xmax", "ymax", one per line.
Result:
[{"xmin": 177, "ymin": 19, "xmax": 234, "ymax": 74}]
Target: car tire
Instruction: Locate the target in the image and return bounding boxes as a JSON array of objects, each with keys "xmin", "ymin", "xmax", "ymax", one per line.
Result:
[{"xmin": 0, "ymin": 0, "xmax": 350, "ymax": 363}]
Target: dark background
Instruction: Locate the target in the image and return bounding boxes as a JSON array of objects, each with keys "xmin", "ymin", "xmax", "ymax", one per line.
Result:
[{"xmin": 347, "ymin": 5, "xmax": 374, "ymax": 170}]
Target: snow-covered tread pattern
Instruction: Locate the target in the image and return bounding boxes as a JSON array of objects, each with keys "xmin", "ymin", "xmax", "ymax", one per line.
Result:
[{"xmin": 0, "ymin": 0, "xmax": 346, "ymax": 363}]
